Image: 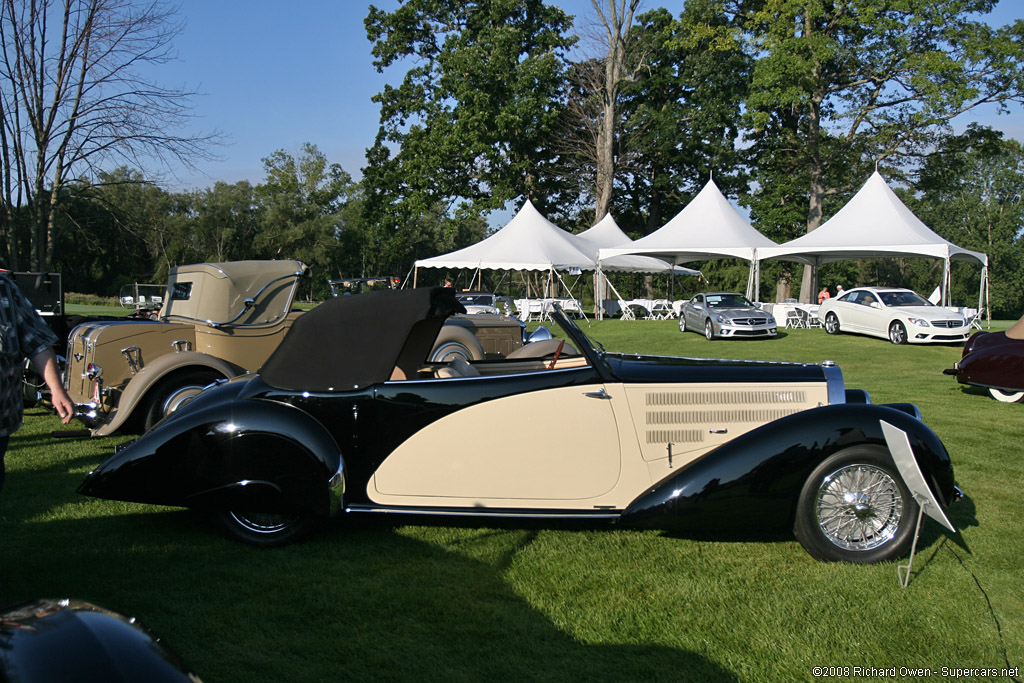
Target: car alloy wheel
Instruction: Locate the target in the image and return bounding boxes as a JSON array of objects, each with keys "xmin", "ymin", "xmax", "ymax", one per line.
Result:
[
  {"xmin": 888, "ymin": 321, "xmax": 908, "ymax": 345},
  {"xmin": 704, "ymin": 319, "xmax": 714, "ymax": 340},
  {"xmin": 679, "ymin": 316, "xmax": 687, "ymax": 333},
  {"xmin": 824, "ymin": 312, "xmax": 840, "ymax": 335}
]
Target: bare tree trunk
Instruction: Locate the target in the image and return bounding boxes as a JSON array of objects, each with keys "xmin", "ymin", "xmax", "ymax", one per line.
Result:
[
  {"xmin": 592, "ymin": 0, "xmax": 641, "ymax": 224},
  {"xmin": 0, "ymin": 0, "xmax": 215, "ymax": 272}
]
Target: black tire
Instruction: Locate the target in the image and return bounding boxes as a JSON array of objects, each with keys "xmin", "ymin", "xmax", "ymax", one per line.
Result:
[
  {"xmin": 704, "ymin": 319, "xmax": 715, "ymax": 341},
  {"xmin": 212, "ymin": 510, "xmax": 316, "ymax": 547},
  {"xmin": 678, "ymin": 316, "xmax": 687, "ymax": 333},
  {"xmin": 142, "ymin": 369, "xmax": 221, "ymax": 431},
  {"xmin": 888, "ymin": 320, "xmax": 908, "ymax": 345},
  {"xmin": 429, "ymin": 327, "xmax": 485, "ymax": 362},
  {"xmin": 824, "ymin": 312, "xmax": 841, "ymax": 335},
  {"xmin": 793, "ymin": 446, "xmax": 917, "ymax": 563}
]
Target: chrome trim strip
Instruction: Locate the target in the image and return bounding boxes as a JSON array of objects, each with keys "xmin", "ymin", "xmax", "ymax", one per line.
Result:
[
  {"xmin": 822, "ymin": 361, "xmax": 846, "ymax": 405},
  {"xmin": 327, "ymin": 456, "xmax": 345, "ymax": 517},
  {"xmin": 344, "ymin": 504, "xmax": 620, "ymax": 520}
]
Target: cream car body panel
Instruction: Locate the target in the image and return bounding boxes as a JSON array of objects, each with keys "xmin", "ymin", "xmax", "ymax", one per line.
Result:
[{"xmin": 370, "ymin": 383, "xmax": 632, "ymax": 507}]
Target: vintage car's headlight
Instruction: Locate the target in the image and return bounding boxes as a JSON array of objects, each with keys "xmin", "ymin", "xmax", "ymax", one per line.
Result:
[
  {"xmin": 86, "ymin": 363, "xmax": 103, "ymax": 381},
  {"xmin": 906, "ymin": 317, "xmax": 931, "ymax": 327}
]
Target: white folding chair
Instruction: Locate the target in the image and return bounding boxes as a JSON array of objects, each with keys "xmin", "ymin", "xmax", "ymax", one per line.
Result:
[{"xmin": 618, "ymin": 301, "xmax": 635, "ymax": 320}]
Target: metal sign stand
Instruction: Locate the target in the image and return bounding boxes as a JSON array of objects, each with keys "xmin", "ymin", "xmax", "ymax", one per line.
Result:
[{"xmin": 898, "ymin": 495, "xmax": 930, "ymax": 588}]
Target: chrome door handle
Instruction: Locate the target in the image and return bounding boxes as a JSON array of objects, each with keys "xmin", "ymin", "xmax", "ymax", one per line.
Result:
[
  {"xmin": 709, "ymin": 429, "xmax": 728, "ymax": 434},
  {"xmin": 584, "ymin": 388, "xmax": 611, "ymax": 399}
]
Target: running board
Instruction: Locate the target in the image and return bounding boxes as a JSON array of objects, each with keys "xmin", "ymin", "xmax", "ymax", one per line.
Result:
[{"xmin": 345, "ymin": 504, "xmax": 621, "ymax": 521}]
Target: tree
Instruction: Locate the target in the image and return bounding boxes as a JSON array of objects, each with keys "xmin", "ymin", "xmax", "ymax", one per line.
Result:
[
  {"xmin": 363, "ymin": 0, "xmax": 576, "ymax": 230},
  {"xmin": 614, "ymin": 3, "xmax": 749, "ymax": 233},
  {"xmin": 910, "ymin": 126, "xmax": 1024, "ymax": 317},
  {"xmin": 589, "ymin": 0, "xmax": 641, "ymax": 223},
  {"xmin": 255, "ymin": 143, "xmax": 355, "ymax": 299},
  {"xmin": 740, "ymin": 0, "xmax": 1024, "ymax": 301},
  {"xmin": 0, "ymin": 0, "xmax": 215, "ymax": 270}
]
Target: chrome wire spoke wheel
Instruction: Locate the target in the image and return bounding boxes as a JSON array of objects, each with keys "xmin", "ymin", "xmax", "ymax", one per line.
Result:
[
  {"xmin": 814, "ymin": 464, "xmax": 903, "ymax": 551},
  {"xmin": 228, "ymin": 511, "xmax": 301, "ymax": 535}
]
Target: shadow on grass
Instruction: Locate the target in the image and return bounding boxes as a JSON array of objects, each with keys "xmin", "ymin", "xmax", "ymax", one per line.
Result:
[{"xmin": 1, "ymin": 506, "xmax": 740, "ymax": 683}]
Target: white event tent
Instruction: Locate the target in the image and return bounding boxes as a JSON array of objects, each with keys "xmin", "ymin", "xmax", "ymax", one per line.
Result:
[
  {"xmin": 756, "ymin": 172, "xmax": 989, "ymax": 310},
  {"xmin": 597, "ymin": 178, "xmax": 782, "ymax": 303},
  {"xmin": 575, "ymin": 213, "xmax": 701, "ymax": 316},
  {"xmin": 414, "ymin": 199, "xmax": 593, "ymax": 274},
  {"xmin": 574, "ymin": 214, "xmax": 700, "ymax": 277}
]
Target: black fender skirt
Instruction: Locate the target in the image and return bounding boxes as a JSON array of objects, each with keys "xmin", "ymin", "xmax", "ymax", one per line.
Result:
[
  {"xmin": 78, "ymin": 397, "xmax": 343, "ymax": 517},
  {"xmin": 619, "ymin": 403, "xmax": 954, "ymax": 533}
]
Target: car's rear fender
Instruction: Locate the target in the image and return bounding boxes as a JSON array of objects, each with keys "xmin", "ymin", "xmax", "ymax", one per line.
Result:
[
  {"xmin": 619, "ymin": 403, "xmax": 954, "ymax": 532},
  {"xmin": 91, "ymin": 351, "xmax": 243, "ymax": 435},
  {"xmin": 78, "ymin": 397, "xmax": 344, "ymax": 518}
]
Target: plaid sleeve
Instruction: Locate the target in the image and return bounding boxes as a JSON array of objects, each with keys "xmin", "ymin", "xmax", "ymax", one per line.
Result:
[{"xmin": 12, "ymin": 283, "xmax": 58, "ymax": 359}]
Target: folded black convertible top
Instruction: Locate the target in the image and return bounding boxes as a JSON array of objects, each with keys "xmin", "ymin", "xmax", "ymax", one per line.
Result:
[{"xmin": 260, "ymin": 287, "xmax": 464, "ymax": 391}]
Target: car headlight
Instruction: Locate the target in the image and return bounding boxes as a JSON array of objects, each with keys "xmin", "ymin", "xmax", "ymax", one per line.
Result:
[
  {"xmin": 714, "ymin": 314, "xmax": 726, "ymax": 323},
  {"xmin": 906, "ymin": 317, "xmax": 931, "ymax": 327}
]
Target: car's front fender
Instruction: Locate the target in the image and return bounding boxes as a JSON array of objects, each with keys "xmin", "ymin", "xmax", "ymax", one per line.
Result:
[
  {"xmin": 91, "ymin": 351, "xmax": 244, "ymax": 436},
  {"xmin": 620, "ymin": 403, "xmax": 954, "ymax": 532},
  {"xmin": 79, "ymin": 392, "xmax": 344, "ymax": 518}
]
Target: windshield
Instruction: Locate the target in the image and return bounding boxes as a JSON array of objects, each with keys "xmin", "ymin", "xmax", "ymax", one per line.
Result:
[
  {"xmin": 548, "ymin": 306, "xmax": 607, "ymax": 367},
  {"xmin": 456, "ymin": 294, "xmax": 495, "ymax": 306},
  {"xmin": 706, "ymin": 294, "xmax": 753, "ymax": 308},
  {"xmin": 879, "ymin": 291, "xmax": 931, "ymax": 307}
]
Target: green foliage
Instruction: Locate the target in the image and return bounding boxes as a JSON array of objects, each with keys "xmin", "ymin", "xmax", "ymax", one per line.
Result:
[
  {"xmin": 616, "ymin": 3, "xmax": 750, "ymax": 234},
  {"xmin": 363, "ymin": 0, "xmax": 576, "ymax": 229},
  {"xmin": 741, "ymin": 0, "xmax": 1024, "ymax": 303},
  {"xmin": 908, "ymin": 127, "xmax": 1024, "ymax": 317},
  {"xmin": 253, "ymin": 144, "xmax": 356, "ymax": 298}
]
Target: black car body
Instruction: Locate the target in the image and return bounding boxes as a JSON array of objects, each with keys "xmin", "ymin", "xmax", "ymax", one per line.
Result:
[
  {"xmin": 79, "ymin": 288, "xmax": 960, "ymax": 563},
  {"xmin": 0, "ymin": 599, "xmax": 200, "ymax": 682}
]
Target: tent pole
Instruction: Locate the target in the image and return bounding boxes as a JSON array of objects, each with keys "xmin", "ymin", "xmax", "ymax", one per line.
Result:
[
  {"xmin": 413, "ymin": 266, "xmax": 419, "ymax": 288},
  {"xmin": 980, "ymin": 265, "xmax": 989, "ymax": 328},
  {"xmin": 942, "ymin": 259, "xmax": 951, "ymax": 307}
]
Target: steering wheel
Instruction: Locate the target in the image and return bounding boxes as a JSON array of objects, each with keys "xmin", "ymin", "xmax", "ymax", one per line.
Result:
[{"xmin": 548, "ymin": 340, "xmax": 565, "ymax": 370}]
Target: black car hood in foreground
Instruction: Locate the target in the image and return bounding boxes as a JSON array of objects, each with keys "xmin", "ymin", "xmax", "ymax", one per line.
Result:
[{"xmin": 0, "ymin": 599, "xmax": 199, "ymax": 682}]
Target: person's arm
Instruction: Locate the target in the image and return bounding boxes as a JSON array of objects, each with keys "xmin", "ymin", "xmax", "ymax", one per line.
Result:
[{"xmin": 30, "ymin": 348, "xmax": 73, "ymax": 424}]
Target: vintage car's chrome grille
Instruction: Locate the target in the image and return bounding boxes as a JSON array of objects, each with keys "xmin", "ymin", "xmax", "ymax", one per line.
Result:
[
  {"xmin": 648, "ymin": 408, "xmax": 800, "ymax": 425},
  {"xmin": 932, "ymin": 320, "xmax": 965, "ymax": 328},
  {"xmin": 647, "ymin": 429, "xmax": 704, "ymax": 444},
  {"xmin": 646, "ymin": 390, "xmax": 807, "ymax": 406},
  {"xmin": 643, "ymin": 389, "xmax": 807, "ymax": 445}
]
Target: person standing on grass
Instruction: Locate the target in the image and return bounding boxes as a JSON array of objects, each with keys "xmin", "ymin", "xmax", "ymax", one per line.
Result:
[{"xmin": 0, "ymin": 271, "xmax": 74, "ymax": 494}]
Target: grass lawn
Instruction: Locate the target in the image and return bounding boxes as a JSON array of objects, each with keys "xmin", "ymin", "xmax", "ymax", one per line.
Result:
[{"xmin": 1, "ymin": 320, "xmax": 1021, "ymax": 682}]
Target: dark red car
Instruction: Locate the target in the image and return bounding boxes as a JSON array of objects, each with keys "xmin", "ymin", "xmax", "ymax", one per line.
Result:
[{"xmin": 944, "ymin": 316, "xmax": 1024, "ymax": 403}]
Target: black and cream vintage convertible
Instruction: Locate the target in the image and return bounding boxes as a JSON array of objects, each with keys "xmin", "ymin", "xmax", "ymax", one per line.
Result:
[{"xmin": 78, "ymin": 288, "xmax": 962, "ymax": 563}]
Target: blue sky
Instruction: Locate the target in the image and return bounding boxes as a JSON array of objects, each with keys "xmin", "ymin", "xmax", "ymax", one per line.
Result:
[{"xmin": 156, "ymin": 0, "xmax": 1023, "ymax": 192}]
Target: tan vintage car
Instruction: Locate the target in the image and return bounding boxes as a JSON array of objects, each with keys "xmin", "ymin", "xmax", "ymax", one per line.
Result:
[{"xmin": 66, "ymin": 260, "xmax": 308, "ymax": 435}]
